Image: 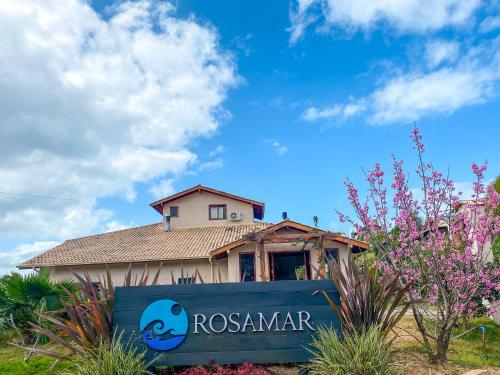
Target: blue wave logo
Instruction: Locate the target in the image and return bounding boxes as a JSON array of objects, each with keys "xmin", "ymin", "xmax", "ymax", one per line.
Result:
[{"xmin": 140, "ymin": 299, "xmax": 188, "ymax": 351}]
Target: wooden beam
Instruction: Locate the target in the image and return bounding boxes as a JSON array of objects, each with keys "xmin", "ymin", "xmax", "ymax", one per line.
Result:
[{"xmin": 257, "ymin": 238, "xmax": 267, "ymax": 282}]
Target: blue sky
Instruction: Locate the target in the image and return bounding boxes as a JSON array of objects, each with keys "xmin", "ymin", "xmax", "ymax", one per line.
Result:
[{"xmin": 0, "ymin": 0, "xmax": 499, "ymax": 273}]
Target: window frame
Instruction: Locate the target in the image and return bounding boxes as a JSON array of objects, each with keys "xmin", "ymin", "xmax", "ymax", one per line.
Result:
[
  {"xmin": 177, "ymin": 276, "xmax": 194, "ymax": 285},
  {"xmin": 209, "ymin": 204, "xmax": 227, "ymax": 220},
  {"xmin": 239, "ymin": 252, "xmax": 256, "ymax": 282},
  {"xmin": 325, "ymin": 248, "xmax": 339, "ymax": 279},
  {"xmin": 169, "ymin": 206, "xmax": 179, "ymax": 217}
]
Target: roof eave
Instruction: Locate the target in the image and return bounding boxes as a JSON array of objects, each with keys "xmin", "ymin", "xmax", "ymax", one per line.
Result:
[{"xmin": 149, "ymin": 185, "xmax": 265, "ymax": 218}]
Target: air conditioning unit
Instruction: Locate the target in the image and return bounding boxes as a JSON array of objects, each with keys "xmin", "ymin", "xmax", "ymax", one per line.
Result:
[{"xmin": 229, "ymin": 211, "xmax": 242, "ymax": 221}]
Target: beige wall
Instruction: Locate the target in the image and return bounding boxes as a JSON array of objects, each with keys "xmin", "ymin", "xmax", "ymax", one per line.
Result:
[
  {"xmin": 50, "ymin": 240, "xmax": 351, "ymax": 286},
  {"xmin": 161, "ymin": 191, "xmax": 254, "ymax": 228},
  {"xmin": 51, "ymin": 259, "xmax": 215, "ymax": 286}
]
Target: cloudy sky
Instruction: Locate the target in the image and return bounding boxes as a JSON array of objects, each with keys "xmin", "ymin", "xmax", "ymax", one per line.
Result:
[{"xmin": 1, "ymin": 0, "xmax": 499, "ymax": 274}]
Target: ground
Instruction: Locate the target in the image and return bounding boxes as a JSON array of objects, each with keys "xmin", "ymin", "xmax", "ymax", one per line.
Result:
[
  {"xmin": 0, "ymin": 317, "xmax": 498, "ymax": 374},
  {"xmin": 391, "ymin": 316, "xmax": 500, "ymax": 375}
]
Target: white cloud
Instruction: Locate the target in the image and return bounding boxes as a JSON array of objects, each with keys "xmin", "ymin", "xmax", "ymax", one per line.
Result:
[
  {"xmin": 149, "ymin": 178, "xmax": 175, "ymax": 199},
  {"xmin": 198, "ymin": 158, "xmax": 224, "ymax": 172},
  {"xmin": 425, "ymin": 40, "xmax": 460, "ymax": 68},
  {"xmin": 302, "ymin": 102, "xmax": 365, "ymax": 122},
  {"xmin": 208, "ymin": 145, "xmax": 225, "ymax": 157},
  {"xmin": 369, "ymin": 65, "xmax": 497, "ymax": 124},
  {"xmin": 0, "ymin": 0, "xmax": 237, "ymax": 248},
  {"xmin": 0, "ymin": 241, "xmax": 60, "ymax": 275},
  {"xmin": 264, "ymin": 140, "xmax": 288, "ymax": 156},
  {"xmin": 480, "ymin": 16, "xmax": 500, "ymax": 33},
  {"xmin": 289, "ymin": 0, "xmax": 480, "ymax": 43},
  {"xmin": 302, "ymin": 38, "xmax": 500, "ymax": 125},
  {"xmin": 289, "ymin": 0, "xmax": 318, "ymax": 44},
  {"xmin": 105, "ymin": 220, "xmax": 132, "ymax": 233}
]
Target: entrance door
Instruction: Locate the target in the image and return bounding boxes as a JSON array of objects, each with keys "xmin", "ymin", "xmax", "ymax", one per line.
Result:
[{"xmin": 269, "ymin": 251, "xmax": 310, "ymax": 280}]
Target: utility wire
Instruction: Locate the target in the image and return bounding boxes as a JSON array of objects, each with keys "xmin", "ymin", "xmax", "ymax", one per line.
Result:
[{"xmin": 0, "ymin": 191, "xmax": 154, "ymax": 207}]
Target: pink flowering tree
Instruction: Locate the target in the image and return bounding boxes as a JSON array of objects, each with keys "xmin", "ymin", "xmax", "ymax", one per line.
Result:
[{"xmin": 338, "ymin": 128, "xmax": 500, "ymax": 363}]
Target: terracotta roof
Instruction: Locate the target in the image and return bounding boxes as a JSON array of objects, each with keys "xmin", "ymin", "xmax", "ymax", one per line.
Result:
[
  {"xmin": 149, "ymin": 185, "xmax": 265, "ymax": 220},
  {"xmin": 18, "ymin": 222, "xmax": 272, "ymax": 269}
]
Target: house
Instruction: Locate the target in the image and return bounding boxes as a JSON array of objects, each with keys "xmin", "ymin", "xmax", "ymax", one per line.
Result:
[{"xmin": 18, "ymin": 185, "xmax": 369, "ymax": 285}]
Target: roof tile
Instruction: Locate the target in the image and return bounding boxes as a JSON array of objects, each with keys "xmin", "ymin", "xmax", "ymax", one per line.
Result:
[{"xmin": 19, "ymin": 222, "xmax": 272, "ymax": 268}]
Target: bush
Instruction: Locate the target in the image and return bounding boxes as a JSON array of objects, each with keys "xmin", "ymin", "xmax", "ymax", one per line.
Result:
[
  {"xmin": 306, "ymin": 326, "xmax": 398, "ymax": 375},
  {"xmin": 63, "ymin": 332, "xmax": 155, "ymax": 375}
]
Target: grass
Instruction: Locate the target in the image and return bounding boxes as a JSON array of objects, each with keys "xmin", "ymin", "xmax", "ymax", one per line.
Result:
[
  {"xmin": 0, "ymin": 331, "xmax": 70, "ymax": 375},
  {"xmin": 0, "ymin": 345, "xmax": 69, "ymax": 375},
  {"xmin": 448, "ymin": 317, "xmax": 500, "ymax": 367},
  {"xmin": 0, "ymin": 317, "xmax": 498, "ymax": 374},
  {"xmin": 393, "ymin": 316, "xmax": 500, "ymax": 369}
]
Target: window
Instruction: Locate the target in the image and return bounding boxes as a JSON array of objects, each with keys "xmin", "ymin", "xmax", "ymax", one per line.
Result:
[
  {"xmin": 177, "ymin": 277, "xmax": 194, "ymax": 285},
  {"xmin": 169, "ymin": 206, "xmax": 179, "ymax": 217},
  {"xmin": 325, "ymin": 248, "xmax": 338, "ymax": 279},
  {"xmin": 209, "ymin": 204, "xmax": 227, "ymax": 220},
  {"xmin": 91, "ymin": 282, "xmax": 103, "ymax": 298},
  {"xmin": 239, "ymin": 253, "xmax": 255, "ymax": 282},
  {"xmin": 325, "ymin": 248, "xmax": 339, "ymax": 264}
]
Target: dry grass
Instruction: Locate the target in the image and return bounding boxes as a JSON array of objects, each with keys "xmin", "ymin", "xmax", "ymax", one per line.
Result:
[{"xmin": 391, "ymin": 316, "xmax": 500, "ymax": 375}]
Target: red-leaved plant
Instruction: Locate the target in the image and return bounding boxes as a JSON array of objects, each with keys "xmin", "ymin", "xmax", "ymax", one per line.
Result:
[{"xmin": 158, "ymin": 362, "xmax": 271, "ymax": 375}]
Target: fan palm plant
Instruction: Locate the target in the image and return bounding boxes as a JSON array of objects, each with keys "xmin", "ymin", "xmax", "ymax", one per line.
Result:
[{"xmin": 0, "ymin": 268, "xmax": 76, "ymax": 334}]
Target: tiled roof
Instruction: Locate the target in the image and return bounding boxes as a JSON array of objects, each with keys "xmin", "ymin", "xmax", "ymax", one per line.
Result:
[{"xmin": 18, "ymin": 222, "xmax": 272, "ymax": 268}]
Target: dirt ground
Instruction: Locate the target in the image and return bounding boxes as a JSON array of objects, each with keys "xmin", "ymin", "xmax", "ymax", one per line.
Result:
[
  {"xmin": 264, "ymin": 316, "xmax": 500, "ymax": 375},
  {"xmin": 266, "ymin": 365, "xmax": 500, "ymax": 375}
]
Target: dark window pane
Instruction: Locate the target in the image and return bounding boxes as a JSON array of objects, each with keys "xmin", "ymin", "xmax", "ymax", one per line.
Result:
[
  {"xmin": 178, "ymin": 277, "xmax": 194, "ymax": 285},
  {"xmin": 170, "ymin": 206, "xmax": 179, "ymax": 217},
  {"xmin": 240, "ymin": 253, "xmax": 255, "ymax": 282},
  {"xmin": 325, "ymin": 248, "xmax": 339, "ymax": 279},
  {"xmin": 325, "ymin": 248, "xmax": 338, "ymax": 263}
]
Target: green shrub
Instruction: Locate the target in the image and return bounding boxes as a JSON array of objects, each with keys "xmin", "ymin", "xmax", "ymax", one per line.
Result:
[
  {"xmin": 306, "ymin": 326, "xmax": 398, "ymax": 375},
  {"xmin": 62, "ymin": 333, "xmax": 155, "ymax": 375}
]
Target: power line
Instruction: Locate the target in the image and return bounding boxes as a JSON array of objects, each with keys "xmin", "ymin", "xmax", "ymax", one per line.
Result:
[
  {"xmin": 0, "ymin": 191, "xmax": 153, "ymax": 207},
  {"xmin": 0, "ymin": 191, "xmax": 79, "ymax": 202}
]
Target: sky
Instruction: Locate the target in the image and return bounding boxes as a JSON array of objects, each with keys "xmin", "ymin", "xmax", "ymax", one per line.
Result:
[{"xmin": 0, "ymin": 0, "xmax": 499, "ymax": 274}]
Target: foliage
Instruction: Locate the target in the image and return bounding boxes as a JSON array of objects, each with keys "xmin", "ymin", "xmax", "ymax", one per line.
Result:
[
  {"xmin": 338, "ymin": 127, "xmax": 500, "ymax": 363},
  {"xmin": 169, "ymin": 362, "xmax": 271, "ymax": 375},
  {"xmin": 323, "ymin": 256, "xmax": 411, "ymax": 336},
  {"xmin": 306, "ymin": 326, "xmax": 398, "ymax": 375},
  {"xmin": 295, "ymin": 265, "xmax": 306, "ymax": 280},
  {"xmin": 0, "ymin": 268, "xmax": 76, "ymax": 336},
  {"xmin": 26, "ymin": 263, "xmax": 162, "ymax": 359},
  {"xmin": 62, "ymin": 332, "xmax": 155, "ymax": 375}
]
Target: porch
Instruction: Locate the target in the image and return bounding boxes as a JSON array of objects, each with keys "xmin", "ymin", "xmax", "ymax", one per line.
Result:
[{"xmin": 210, "ymin": 220, "xmax": 369, "ymax": 283}]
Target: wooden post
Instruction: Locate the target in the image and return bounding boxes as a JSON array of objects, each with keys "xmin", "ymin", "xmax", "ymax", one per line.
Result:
[
  {"xmin": 319, "ymin": 235, "xmax": 326, "ymax": 279},
  {"xmin": 258, "ymin": 237, "xmax": 267, "ymax": 282}
]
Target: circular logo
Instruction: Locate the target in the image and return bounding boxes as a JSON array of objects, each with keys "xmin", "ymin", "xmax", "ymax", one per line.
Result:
[{"xmin": 139, "ymin": 299, "xmax": 188, "ymax": 351}]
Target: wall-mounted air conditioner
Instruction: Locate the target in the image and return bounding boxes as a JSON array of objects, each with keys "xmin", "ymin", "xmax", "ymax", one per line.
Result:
[{"xmin": 229, "ymin": 211, "xmax": 242, "ymax": 221}]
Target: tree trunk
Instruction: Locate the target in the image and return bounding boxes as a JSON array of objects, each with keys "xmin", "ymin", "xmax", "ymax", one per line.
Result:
[
  {"xmin": 412, "ymin": 306, "xmax": 434, "ymax": 361},
  {"xmin": 435, "ymin": 327, "xmax": 452, "ymax": 364}
]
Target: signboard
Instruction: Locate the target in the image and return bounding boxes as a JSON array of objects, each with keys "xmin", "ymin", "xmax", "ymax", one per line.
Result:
[{"xmin": 114, "ymin": 280, "xmax": 340, "ymax": 366}]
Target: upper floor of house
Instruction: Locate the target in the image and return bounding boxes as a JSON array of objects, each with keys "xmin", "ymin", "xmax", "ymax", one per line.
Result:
[{"xmin": 149, "ymin": 185, "xmax": 265, "ymax": 229}]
